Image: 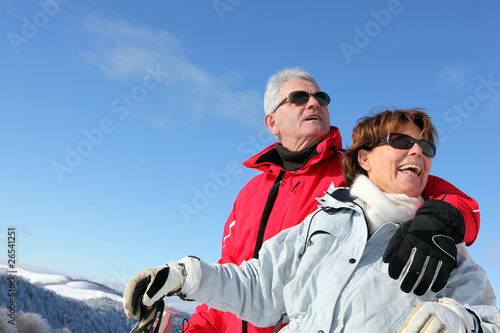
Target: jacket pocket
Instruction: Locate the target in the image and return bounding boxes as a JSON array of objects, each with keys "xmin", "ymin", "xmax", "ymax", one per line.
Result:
[{"xmin": 300, "ymin": 230, "xmax": 337, "ymax": 261}]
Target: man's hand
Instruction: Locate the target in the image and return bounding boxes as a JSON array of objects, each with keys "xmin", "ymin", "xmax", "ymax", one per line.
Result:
[
  {"xmin": 397, "ymin": 297, "xmax": 476, "ymax": 333},
  {"xmin": 123, "ymin": 261, "xmax": 186, "ymax": 320},
  {"xmin": 383, "ymin": 200, "xmax": 465, "ymax": 295}
]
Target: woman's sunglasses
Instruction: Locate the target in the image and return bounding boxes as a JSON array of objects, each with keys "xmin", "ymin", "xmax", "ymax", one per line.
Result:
[
  {"xmin": 379, "ymin": 133, "xmax": 436, "ymax": 158},
  {"xmin": 274, "ymin": 91, "xmax": 331, "ymax": 113}
]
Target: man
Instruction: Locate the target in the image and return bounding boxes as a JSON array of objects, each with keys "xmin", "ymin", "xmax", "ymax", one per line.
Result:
[{"xmin": 183, "ymin": 68, "xmax": 480, "ymax": 333}]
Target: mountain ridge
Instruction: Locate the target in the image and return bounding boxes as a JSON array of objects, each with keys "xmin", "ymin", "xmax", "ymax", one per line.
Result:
[{"xmin": 0, "ymin": 264, "xmax": 194, "ymax": 332}]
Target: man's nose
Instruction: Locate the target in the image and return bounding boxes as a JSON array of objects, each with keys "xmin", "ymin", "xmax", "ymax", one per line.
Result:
[{"xmin": 306, "ymin": 94, "xmax": 321, "ymax": 108}]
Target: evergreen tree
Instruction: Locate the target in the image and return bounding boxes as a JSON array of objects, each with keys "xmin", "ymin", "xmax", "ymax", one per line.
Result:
[
  {"xmin": 17, "ymin": 311, "xmax": 52, "ymax": 333},
  {"xmin": 0, "ymin": 307, "xmax": 17, "ymax": 333},
  {"xmin": 0, "ymin": 271, "xmax": 190, "ymax": 333}
]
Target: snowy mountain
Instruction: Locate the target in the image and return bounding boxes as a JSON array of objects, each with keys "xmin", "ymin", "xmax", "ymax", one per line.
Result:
[
  {"xmin": 0, "ymin": 264, "xmax": 196, "ymax": 333},
  {"xmin": 0, "ymin": 264, "xmax": 123, "ymax": 302},
  {"xmin": 0, "ymin": 263, "xmax": 199, "ymax": 314}
]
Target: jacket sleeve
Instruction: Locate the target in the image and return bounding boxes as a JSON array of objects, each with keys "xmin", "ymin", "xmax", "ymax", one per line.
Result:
[
  {"xmin": 422, "ymin": 175, "xmax": 480, "ymax": 245},
  {"xmin": 184, "ymin": 207, "xmax": 238, "ymax": 333},
  {"xmin": 220, "ymin": 204, "xmax": 239, "ymax": 264},
  {"xmin": 183, "ymin": 303, "xmax": 225, "ymax": 333},
  {"xmin": 440, "ymin": 245, "xmax": 500, "ymax": 332},
  {"xmin": 186, "ymin": 225, "xmax": 304, "ymax": 328}
]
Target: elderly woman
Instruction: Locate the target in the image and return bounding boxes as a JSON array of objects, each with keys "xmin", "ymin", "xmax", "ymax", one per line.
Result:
[{"xmin": 124, "ymin": 109, "xmax": 500, "ymax": 332}]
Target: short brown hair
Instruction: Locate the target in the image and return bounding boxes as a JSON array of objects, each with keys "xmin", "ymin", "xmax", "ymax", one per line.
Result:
[{"xmin": 342, "ymin": 108, "xmax": 437, "ymax": 186}]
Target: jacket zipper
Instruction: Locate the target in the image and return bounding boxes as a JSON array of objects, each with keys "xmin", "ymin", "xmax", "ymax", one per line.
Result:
[
  {"xmin": 252, "ymin": 170, "xmax": 285, "ymax": 258},
  {"xmin": 243, "ymin": 169, "xmax": 285, "ymax": 333}
]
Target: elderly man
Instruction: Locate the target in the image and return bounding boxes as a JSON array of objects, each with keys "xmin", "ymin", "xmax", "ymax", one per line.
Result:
[{"xmin": 181, "ymin": 68, "xmax": 480, "ymax": 333}]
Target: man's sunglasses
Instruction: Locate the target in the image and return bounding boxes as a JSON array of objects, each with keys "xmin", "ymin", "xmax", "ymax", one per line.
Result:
[
  {"xmin": 378, "ymin": 133, "xmax": 436, "ymax": 158},
  {"xmin": 274, "ymin": 91, "xmax": 331, "ymax": 113}
]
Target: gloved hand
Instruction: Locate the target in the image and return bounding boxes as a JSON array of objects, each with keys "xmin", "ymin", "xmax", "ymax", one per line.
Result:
[
  {"xmin": 123, "ymin": 260, "xmax": 187, "ymax": 320},
  {"xmin": 397, "ymin": 297, "xmax": 476, "ymax": 333},
  {"xmin": 383, "ymin": 200, "xmax": 465, "ymax": 295},
  {"xmin": 129, "ymin": 299, "xmax": 165, "ymax": 333}
]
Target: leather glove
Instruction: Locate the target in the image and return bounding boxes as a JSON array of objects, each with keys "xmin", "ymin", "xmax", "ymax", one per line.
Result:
[
  {"xmin": 129, "ymin": 298, "xmax": 165, "ymax": 333},
  {"xmin": 397, "ymin": 297, "xmax": 476, "ymax": 333},
  {"xmin": 383, "ymin": 200, "xmax": 465, "ymax": 295},
  {"xmin": 123, "ymin": 260, "xmax": 187, "ymax": 320}
]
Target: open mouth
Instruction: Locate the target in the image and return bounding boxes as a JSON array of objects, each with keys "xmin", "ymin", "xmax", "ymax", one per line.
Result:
[
  {"xmin": 305, "ymin": 115, "xmax": 321, "ymax": 121},
  {"xmin": 398, "ymin": 164, "xmax": 422, "ymax": 176}
]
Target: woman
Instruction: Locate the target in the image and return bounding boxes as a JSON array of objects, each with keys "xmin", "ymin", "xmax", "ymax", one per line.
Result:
[{"xmin": 124, "ymin": 109, "xmax": 500, "ymax": 332}]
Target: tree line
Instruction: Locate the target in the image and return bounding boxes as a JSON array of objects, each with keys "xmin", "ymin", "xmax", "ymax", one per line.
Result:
[{"xmin": 0, "ymin": 272, "xmax": 190, "ymax": 333}]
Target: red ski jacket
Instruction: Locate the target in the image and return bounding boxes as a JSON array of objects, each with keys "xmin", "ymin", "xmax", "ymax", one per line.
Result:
[{"xmin": 184, "ymin": 127, "xmax": 480, "ymax": 333}]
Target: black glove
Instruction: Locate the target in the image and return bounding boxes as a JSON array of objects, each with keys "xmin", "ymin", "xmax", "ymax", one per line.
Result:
[
  {"xmin": 129, "ymin": 299, "xmax": 165, "ymax": 333},
  {"xmin": 383, "ymin": 199, "xmax": 466, "ymax": 296}
]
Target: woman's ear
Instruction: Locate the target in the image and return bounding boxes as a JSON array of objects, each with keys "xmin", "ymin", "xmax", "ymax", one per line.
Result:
[
  {"xmin": 357, "ymin": 149, "xmax": 371, "ymax": 172},
  {"xmin": 264, "ymin": 113, "xmax": 280, "ymax": 136}
]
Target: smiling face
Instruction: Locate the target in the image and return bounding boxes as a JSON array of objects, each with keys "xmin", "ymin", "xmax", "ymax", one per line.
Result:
[
  {"xmin": 264, "ymin": 79, "xmax": 331, "ymax": 151},
  {"xmin": 357, "ymin": 122, "xmax": 432, "ymax": 198}
]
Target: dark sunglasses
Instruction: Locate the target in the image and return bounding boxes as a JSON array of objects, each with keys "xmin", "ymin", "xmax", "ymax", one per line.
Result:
[
  {"xmin": 274, "ymin": 91, "xmax": 331, "ymax": 113},
  {"xmin": 378, "ymin": 133, "xmax": 436, "ymax": 158}
]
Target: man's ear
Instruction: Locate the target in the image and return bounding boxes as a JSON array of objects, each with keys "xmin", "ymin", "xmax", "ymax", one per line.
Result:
[
  {"xmin": 357, "ymin": 149, "xmax": 371, "ymax": 172},
  {"xmin": 264, "ymin": 113, "xmax": 280, "ymax": 136}
]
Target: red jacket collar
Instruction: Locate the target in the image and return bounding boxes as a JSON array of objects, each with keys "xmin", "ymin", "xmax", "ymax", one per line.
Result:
[{"xmin": 243, "ymin": 126, "xmax": 343, "ymax": 172}]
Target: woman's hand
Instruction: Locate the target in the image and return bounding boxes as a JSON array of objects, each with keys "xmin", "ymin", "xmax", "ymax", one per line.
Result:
[{"xmin": 383, "ymin": 199, "xmax": 465, "ymax": 295}]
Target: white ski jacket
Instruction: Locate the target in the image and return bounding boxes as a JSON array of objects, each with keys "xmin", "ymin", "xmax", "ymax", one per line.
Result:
[{"xmin": 183, "ymin": 186, "xmax": 500, "ymax": 332}]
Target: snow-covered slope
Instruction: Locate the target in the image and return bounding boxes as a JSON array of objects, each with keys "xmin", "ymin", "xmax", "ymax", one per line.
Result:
[
  {"xmin": 0, "ymin": 264, "xmax": 199, "ymax": 314},
  {"xmin": 45, "ymin": 280, "xmax": 123, "ymax": 302},
  {"xmin": 0, "ymin": 263, "xmax": 122, "ymax": 302},
  {"xmin": 3, "ymin": 264, "xmax": 68, "ymax": 284}
]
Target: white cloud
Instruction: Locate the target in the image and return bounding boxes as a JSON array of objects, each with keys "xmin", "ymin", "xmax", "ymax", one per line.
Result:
[
  {"xmin": 80, "ymin": 12, "xmax": 261, "ymax": 125},
  {"xmin": 81, "ymin": 12, "xmax": 183, "ymax": 80},
  {"xmin": 485, "ymin": 91, "xmax": 500, "ymax": 116},
  {"xmin": 435, "ymin": 66, "xmax": 472, "ymax": 89}
]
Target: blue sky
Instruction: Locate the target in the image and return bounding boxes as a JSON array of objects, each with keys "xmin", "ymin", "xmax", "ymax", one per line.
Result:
[{"xmin": 1, "ymin": 0, "xmax": 499, "ymax": 303}]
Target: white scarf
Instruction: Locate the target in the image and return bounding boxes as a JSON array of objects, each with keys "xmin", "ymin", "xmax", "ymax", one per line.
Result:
[{"xmin": 350, "ymin": 175, "xmax": 424, "ymax": 236}]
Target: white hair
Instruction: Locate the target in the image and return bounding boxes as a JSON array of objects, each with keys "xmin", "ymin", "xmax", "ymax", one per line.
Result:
[{"xmin": 263, "ymin": 67, "xmax": 319, "ymax": 115}]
